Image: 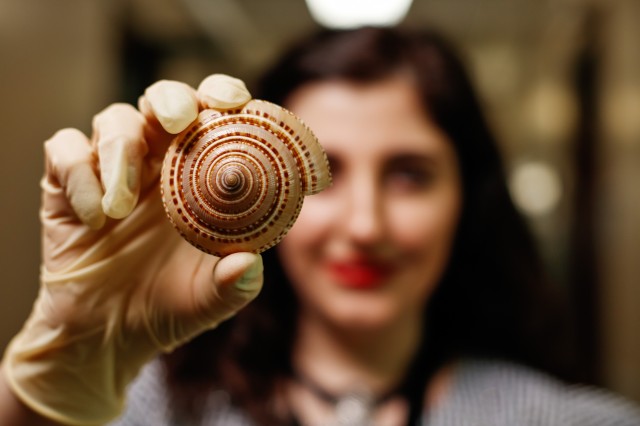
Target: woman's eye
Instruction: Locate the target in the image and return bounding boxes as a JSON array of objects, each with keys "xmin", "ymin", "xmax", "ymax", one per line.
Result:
[
  {"xmin": 326, "ymin": 155, "xmax": 340, "ymax": 177},
  {"xmin": 321, "ymin": 154, "xmax": 342, "ymax": 192},
  {"xmin": 385, "ymin": 166, "xmax": 435, "ymax": 192}
]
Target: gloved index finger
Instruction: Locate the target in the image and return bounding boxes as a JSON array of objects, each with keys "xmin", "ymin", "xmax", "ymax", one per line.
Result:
[
  {"xmin": 197, "ymin": 74, "xmax": 252, "ymax": 110},
  {"xmin": 141, "ymin": 80, "xmax": 199, "ymax": 135}
]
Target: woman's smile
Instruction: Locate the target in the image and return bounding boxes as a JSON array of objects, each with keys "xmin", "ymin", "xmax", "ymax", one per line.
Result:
[{"xmin": 324, "ymin": 257, "xmax": 396, "ymax": 290}]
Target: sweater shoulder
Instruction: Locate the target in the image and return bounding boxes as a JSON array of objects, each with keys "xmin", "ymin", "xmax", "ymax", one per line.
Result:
[
  {"xmin": 427, "ymin": 358, "xmax": 640, "ymax": 426},
  {"xmin": 109, "ymin": 359, "xmax": 253, "ymax": 426}
]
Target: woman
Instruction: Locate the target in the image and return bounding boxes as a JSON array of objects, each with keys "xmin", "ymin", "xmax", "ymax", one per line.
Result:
[{"xmin": 2, "ymin": 27, "xmax": 639, "ymax": 426}]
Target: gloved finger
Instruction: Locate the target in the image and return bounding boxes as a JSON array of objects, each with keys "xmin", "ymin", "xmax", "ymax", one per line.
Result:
[
  {"xmin": 197, "ymin": 74, "xmax": 252, "ymax": 110},
  {"xmin": 44, "ymin": 128, "xmax": 105, "ymax": 229},
  {"xmin": 192, "ymin": 252, "xmax": 263, "ymax": 326},
  {"xmin": 92, "ymin": 103, "xmax": 149, "ymax": 219},
  {"xmin": 139, "ymin": 80, "xmax": 199, "ymax": 135}
]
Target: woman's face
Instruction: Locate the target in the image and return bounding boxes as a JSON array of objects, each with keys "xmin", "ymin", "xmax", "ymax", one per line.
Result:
[{"xmin": 278, "ymin": 77, "xmax": 462, "ymax": 331}]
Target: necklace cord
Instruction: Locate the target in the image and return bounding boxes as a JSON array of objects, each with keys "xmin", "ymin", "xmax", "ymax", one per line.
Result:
[
  {"xmin": 293, "ymin": 370, "xmax": 400, "ymax": 407},
  {"xmin": 291, "ymin": 355, "xmax": 434, "ymax": 426}
]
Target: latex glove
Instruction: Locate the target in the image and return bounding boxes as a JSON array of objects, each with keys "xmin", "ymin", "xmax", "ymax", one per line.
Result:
[{"xmin": 1, "ymin": 74, "xmax": 261, "ymax": 426}]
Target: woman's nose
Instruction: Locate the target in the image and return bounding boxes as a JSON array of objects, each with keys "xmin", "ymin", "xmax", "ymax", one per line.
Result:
[{"xmin": 342, "ymin": 177, "xmax": 386, "ymax": 246}]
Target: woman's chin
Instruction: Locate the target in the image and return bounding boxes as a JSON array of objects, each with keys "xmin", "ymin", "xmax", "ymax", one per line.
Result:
[{"xmin": 325, "ymin": 304, "xmax": 400, "ymax": 335}]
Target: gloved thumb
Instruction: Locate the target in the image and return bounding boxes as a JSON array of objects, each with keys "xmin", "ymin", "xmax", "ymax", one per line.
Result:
[{"xmin": 198, "ymin": 252, "xmax": 264, "ymax": 326}]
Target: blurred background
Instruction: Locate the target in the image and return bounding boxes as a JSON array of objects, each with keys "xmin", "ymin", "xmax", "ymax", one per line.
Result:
[{"xmin": 1, "ymin": 0, "xmax": 639, "ymax": 403}]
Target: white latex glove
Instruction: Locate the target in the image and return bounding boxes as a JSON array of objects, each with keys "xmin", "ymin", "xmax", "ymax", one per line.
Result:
[{"xmin": 1, "ymin": 74, "xmax": 262, "ymax": 425}]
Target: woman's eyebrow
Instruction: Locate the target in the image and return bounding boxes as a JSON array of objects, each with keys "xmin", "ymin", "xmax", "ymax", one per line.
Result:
[{"xmin": 385, "ymin": 152, "xmax": 439, "ymax": 168}]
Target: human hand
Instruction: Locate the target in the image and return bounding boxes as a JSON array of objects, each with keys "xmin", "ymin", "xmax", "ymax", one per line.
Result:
[{"xmin": 1, "ymin": 74, "xmax": 263, "ymax": 425}]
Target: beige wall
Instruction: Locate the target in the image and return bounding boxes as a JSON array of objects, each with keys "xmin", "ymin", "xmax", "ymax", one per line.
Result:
[
  {"xmin": 0, "ymin": 0, "xmax": 119, "ymax": 347},
  {"xmin": 598, "ymin": 0, "xmax": 640, "ymax": 401}
]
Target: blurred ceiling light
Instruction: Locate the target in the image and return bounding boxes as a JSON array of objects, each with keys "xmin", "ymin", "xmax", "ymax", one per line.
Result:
[
  {"xmin": 525, "ymin": 80, "xmax": 578, "ymax": 144},
  {"xmin": 509, "ymin": 161, "xmax": 562, "ymax": 217},
  {"xmin": 305, "ymin": 0, "xmax": 413, "ymax": 29},
  {"xmin": 603, "ymin": 84, "xmax": 640, "ymax": 144}
]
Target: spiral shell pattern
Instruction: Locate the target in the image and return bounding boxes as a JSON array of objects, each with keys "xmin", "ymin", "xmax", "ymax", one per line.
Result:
[{"xmin": 161, "ymin": 100, "xmax": 331, "ymax": 256}]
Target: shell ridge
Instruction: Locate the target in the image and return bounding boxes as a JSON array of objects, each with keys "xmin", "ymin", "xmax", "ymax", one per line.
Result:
[{"xmin": 161, "ymin": 99, "xmax": 329, "ymax": 256}]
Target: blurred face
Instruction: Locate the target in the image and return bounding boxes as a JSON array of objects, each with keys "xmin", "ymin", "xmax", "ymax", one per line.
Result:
[{"xmin": 278, "ymin": 77, "xmax": 462, "ymax": 331}]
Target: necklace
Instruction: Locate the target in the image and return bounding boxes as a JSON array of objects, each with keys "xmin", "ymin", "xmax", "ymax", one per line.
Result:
[{"xmin": 293, "ymin": 371, "xmax": 399, "ymax": 426}]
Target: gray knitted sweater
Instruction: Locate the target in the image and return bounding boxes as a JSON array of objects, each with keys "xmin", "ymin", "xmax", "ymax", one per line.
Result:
[{"xmin": 110, "ymin": 358, "xmax": 640, "ymax": 425}]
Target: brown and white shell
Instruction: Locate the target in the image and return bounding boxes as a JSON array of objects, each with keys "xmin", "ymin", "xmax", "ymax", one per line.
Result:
[{"xmin": 160, "ymin": 99, "xmax": 331, "ymax": 257}]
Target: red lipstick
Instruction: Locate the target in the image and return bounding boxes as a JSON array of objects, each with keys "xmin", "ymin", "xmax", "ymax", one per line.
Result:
[{"xmin": 326, "ymin": 260, "xmax": 393, "ymax": 289}]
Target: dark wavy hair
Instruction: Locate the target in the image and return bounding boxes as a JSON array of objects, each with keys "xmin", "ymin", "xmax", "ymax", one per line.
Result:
[{"xmin": 163, "ymin": 26, "xmax": 578, "ymax": 424}]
